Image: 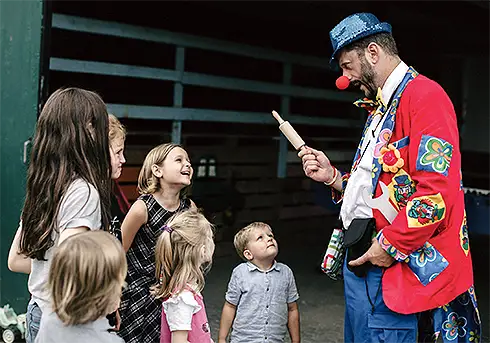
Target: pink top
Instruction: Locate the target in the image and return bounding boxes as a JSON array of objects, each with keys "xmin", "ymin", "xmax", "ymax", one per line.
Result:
[{"xmin": 160, "ymin": 289, "xmax": 212, "ymax": 343}]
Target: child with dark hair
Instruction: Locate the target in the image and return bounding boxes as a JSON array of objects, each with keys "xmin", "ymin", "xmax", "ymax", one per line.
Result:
[{"xmin": 8, "ymin": 87, "xmax": 112, "ymax": 343}]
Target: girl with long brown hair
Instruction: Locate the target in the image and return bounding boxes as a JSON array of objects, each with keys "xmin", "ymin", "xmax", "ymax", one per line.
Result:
[{"xmin": 7, "ymin": 87, "xmax": 112, "ymax": 343}]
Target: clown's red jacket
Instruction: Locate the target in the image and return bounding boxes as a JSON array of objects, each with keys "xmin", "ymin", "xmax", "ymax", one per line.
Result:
[{"xmin": 333, "ymin": 69, "xmax": 475, "ymax": 314}]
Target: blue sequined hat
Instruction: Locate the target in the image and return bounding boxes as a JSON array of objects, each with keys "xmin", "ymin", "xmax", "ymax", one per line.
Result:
[{"xmin": 329, "ymin": 13, "xmax": 392, "ymax": 66}]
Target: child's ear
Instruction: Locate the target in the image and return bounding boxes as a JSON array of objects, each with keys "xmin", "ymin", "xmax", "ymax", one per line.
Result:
[
  {"xmin": 243, "ymin": 249, "xmax": 253, "ymax": 261},
  {"xmin": 200, "ymin": 245, "xmax": 206, "ymax": 260},
  {"xmin": 151, "ymin": 164, "xmax": 162, "ymax": 178},
  {"xmin": 201, "ymin": 244, "xmax": 212, "ymax": 263}
]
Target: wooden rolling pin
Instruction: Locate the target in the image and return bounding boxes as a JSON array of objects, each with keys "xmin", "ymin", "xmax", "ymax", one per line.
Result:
[{"xmin": 272, "ymin": 110, "xmax": 306, "ymax": 150}]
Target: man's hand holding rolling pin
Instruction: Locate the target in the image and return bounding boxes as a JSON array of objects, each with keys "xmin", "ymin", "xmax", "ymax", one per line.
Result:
[
  {"xmin": 270, "ymin": 110, "xmax": 342, "ymax": 192},
  {"xmin": 298, "ymin": 148, "xmax": 342, "ymax": 191}
]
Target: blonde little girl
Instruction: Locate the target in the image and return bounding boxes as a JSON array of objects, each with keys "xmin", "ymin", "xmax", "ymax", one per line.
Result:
[{"xmin": 151, "ymin": 209, "xmax": 215, "ymax": 343}]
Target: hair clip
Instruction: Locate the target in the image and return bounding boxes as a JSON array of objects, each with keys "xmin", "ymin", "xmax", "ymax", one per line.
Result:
[{"xmin": 162, "ymin": 225, "xmax": 173, "ymax": 234}]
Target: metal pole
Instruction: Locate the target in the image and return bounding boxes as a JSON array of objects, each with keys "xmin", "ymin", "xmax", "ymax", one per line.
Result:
[
  {"xmin": 277, "ymin": 63, "xmax": 292, "ymax": 178},
  {"xmin": 172, "ymin": 46, "xmax": 185, "ymax": 143}
]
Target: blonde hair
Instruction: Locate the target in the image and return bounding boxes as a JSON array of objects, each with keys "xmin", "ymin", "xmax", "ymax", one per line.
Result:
[
  {"xmin": 108, "ymin": 114, "xmax": 126, "ymax": 143},
  {"xmin": 137, "ymin": 143, "xmax": 189, "ymax": 196},
  {"xmin": 151, "ymin": 209, "xmax": 214, "ymax": 299},
  {"xmin": 234, "ymin": 222, "xmax": 271, "ymax": 261},
  {"xmin": 49, "ymin": 231, "xmax": 127, "ymax": 326}
]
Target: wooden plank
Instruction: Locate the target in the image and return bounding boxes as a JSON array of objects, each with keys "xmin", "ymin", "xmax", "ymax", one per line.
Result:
[
  {"xmin": 119, "ymin": 169, "xmax": 317, "ymax": 202},
  {"xmin": 242, "ymin": 193, "xmax": 277, "ymax": 209},
  {"xmin": 283, "ymin": 217, "xmax": 334, "ymax": 233},
  {"xmin": 246, "ymin": 193, "xmax": 283, "ymax": 209},
  {"xmin": 119, "ymin": 160, "xmax": 347, "ymax": 183},
  {"xmin": 243, "ymin": 191, "xmax": 314, "ymax": 209},
  {"xmin": 224, "ymin": 164, "xmax": 276, "ymax": 179},
  {"xmin": 189, "ymin": 146, "xmax": 277, "ymax": 164},
  {"xmin": 51, "ymin": 14, "xmax": 335, "ymax": 72},
  {"xmin": 283, "ymin": 178, "xmax": 311, "ymax": 192},
  {"xmin": 232, "ymin": 206, "xmax": 335, "ymax": 229},
  {"xmin": 108, "ymin": 103, "xmax": 360, "ymax": 126},
  {"xmin": 124, "ymin": 147, "xmax": 153, "ymax": 165},
  {"xmin": 120, "ymin": 184, "xmax": 139, "ymax": 202},
  {"xmin": 235, "ymin": 208, "xmax": 277, "ymax": 224},
  {"xmin": 279, "ymin": 204, "xmax": 332, "ymax": 220},
  {"xmin": 235, "ymin": 179, "xmax": 281, "ymax": 194},
  {"xmin": 283, "ymin": 191, "xmax": 315, "ymax": 206},
  {"xmin": 275, "ymin": 214, "xmax": 339, "ymax": 234},
  {"xmin": 119, "ymin": 166, "xmax": 141, "ymax": 183},
  {"xmin": 235, "ymin": 177, "xmax": 312, "ymax": 194},
  {"xmin": 215, "ymin": 163, "xmax": 309, "ymax": 180},
  {"xmin": 124, "ymin": 144, "xmax": 355, "ymax": 167},
  {"xmin": 286, "ymin": 163, "xmax": 306, "ymax": 178},
  {"xmin": 234, "ymin": 178, "xmax": 308, "ymax": 194},
  {"xmin": 191, "ymin": 189, "xmax": 316, "ymax": 214},
  {"xmin": 125, "ymin": 145, "xmax": 277, "ymax": 165}
]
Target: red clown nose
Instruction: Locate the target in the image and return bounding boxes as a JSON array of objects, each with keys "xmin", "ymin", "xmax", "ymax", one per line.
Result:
[{"xmin": 335, "ymin": 76, "xmax": 350, "ymax": 90}]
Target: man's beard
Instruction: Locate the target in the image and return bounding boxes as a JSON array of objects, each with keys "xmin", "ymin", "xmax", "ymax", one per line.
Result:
[{"xmin": 352, "ymin": 58, "xmax": 377, "ymax": 99}]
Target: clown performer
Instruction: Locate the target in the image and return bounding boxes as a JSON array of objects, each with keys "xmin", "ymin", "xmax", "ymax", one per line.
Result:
[{"xmin": 298, "ymin": 13, "xmax": 481, "ymax": 343}]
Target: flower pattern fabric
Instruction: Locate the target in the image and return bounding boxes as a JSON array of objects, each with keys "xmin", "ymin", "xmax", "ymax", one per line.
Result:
[
  {"xmin": 431, "ymin": 286, "xmax": 480, "ymax": 343},
  {"xmin": 443, "ymin": 312, "xmax": 467, "ymax": 340},
  {"xmin": 379, "ymin": 144, "xmax": 404, "ymax": 173},
  {"xmin": 407, "ymin": 242, "xmax": 448, "ymax": 286},
  {"xmin": 417, "ymin": 135, "xmax": 453, "ymax": 176}
]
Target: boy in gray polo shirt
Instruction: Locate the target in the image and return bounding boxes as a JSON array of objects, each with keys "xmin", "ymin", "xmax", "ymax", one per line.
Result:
[{"xmin": 218, "ymin": 222, "xmax": 300, "ymax": 343}]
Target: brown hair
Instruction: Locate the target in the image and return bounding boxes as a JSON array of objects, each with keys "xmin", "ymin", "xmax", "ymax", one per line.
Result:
[
  {"xmin": 137, "ymin": 143, "xmax": 189, "ymax": 197},
  {"xmin": 151, "ymin": 209, "xmax": 214, "ymax": 299},
  {"xmin": 20, "ymin": 88, "xmax": 111, "ymax": 260},
  {"xmin": 49, "ymin": 231, "xmax": 127, "ymax": 325},
  {"xmin": 233, "ymin": 222, "xmax": 271, "ymax": 261}
]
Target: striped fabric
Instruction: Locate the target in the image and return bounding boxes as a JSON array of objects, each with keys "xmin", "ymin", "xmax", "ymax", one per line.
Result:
[{"xmin": 321, "ymin": 227, "xmax": 345, "ymax": 281}]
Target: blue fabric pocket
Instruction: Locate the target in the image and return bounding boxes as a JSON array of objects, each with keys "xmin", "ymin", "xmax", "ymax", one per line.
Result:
[
  {"xmin": 368, "ymin": 312, "xmax": 417, "ymax": 330},
  {"xmin": 368, "ymin": 312, "xmax": 417, "ymax": 343},
  {"xmin": 407, "ymin": 242, "xmax": 449, "ymax": 286}
]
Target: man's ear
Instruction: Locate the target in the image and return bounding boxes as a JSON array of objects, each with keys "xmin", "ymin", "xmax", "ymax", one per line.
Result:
[
  {"xmin": 365, "ymin": 42, "xmax": 380, "ymax": 65},
  {"xmin": 243, "ymin": 249, "xmax": 253, "ymax": 261},
  {"xmin": 151, "ymin": 164, "xmax": 162, "ymax": 178}
]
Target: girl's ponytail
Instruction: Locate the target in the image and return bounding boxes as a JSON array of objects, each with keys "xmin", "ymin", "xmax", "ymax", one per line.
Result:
[
  {"xmin": 151, "ymin": 209, "xmax": 214, "ymax": 300},
  {"xmin": 151, "ymin": 227, "xmax": 174, "ymax": 299}
]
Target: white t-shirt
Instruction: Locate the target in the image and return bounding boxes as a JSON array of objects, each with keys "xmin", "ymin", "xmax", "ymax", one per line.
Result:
[
  {"xmin": 162, "ymin": 289, "xmax": 201, "ymax": 331},
  {"xmin": 28, "ymin": 178, "xmax": 101, "ymax": 312}
]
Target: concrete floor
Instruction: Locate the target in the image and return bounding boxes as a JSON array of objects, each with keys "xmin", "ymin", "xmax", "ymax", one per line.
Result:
[{"xmin": 204, "ymin": 225, "xmax": 489, "ymax": 343}]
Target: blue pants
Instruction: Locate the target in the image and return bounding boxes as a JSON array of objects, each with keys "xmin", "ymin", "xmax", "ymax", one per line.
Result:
[
  {"xmin": 26, "ymin": 299, "xmax": 42, "ymax": 343},
  {"xmin": 343, "ymin": 260, "xmax": 418, "ymax": 343}
]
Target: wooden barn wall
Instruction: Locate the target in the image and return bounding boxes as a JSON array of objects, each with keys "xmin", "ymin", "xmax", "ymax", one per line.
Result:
[
  {"xmin": 46, "ymin": 3, "xmax": 366, "ymax": 240},
  {"xmin": 115, "ymin": 119, "xmax": 357, "ymax": 241}
]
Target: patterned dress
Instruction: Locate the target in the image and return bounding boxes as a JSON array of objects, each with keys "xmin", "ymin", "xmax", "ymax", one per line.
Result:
[{"xmin": 119, "ymin": 194, "xmax": 190, "ymax": 343}]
